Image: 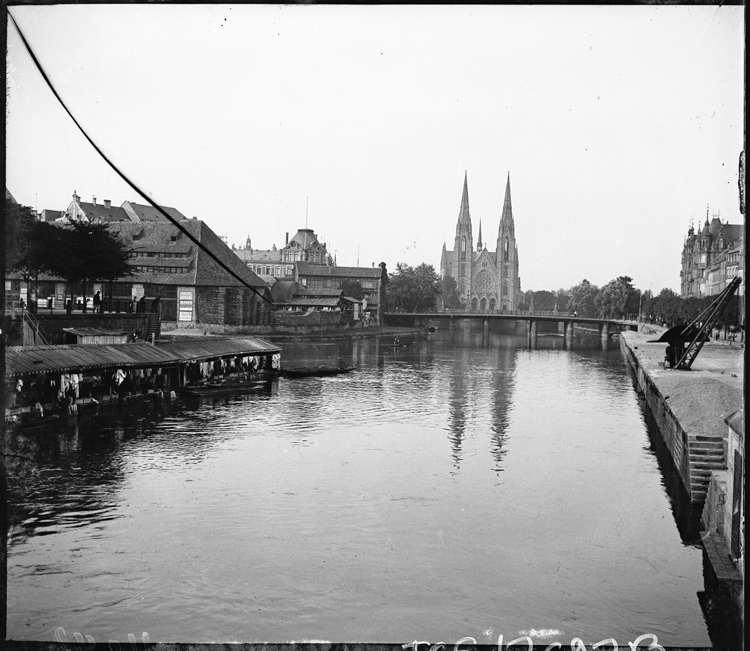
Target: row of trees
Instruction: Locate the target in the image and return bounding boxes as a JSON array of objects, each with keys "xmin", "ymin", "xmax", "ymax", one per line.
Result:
[
  {"xmin": 6, "ymin": 198, "xmax": 133, "ymax": 312},
  {"xmin": 385, "ymin": 260, "xmax": 742, "ymax": 328}
]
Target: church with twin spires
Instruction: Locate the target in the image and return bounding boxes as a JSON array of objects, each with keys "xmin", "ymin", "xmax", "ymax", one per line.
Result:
[{"xmin": 440, "ymin": 172, "xmax": 521, "ymax": 311}]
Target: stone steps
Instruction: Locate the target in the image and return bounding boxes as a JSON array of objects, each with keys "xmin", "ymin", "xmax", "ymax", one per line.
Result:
[{"xmin": 688, "ymin": 438, "xmax": 726, "ymax": 503}]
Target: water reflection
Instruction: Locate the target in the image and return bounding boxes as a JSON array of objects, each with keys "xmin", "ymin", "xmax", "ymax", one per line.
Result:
[{"xmin": 6, "ymin": 328, "xmax": 717, "ymax": 645}]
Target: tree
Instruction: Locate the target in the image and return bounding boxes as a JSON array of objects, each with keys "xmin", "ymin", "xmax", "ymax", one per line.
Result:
[
  {"xmin": 441, "ymin": 275, "xmax": 462, "ymax": 309},
  {"xmin": 8, "ymin": 200, "xmax": 69, "ymax": 312},
  {"xmin": 567, "ymin": 279, "xmax": 599, "ymax": 316},
  {"xmin": 594, "ymin": 276, "xmax": 637, "ymax": 319},
  {"xmin": 11, "ymin": 211, "xmax": 134, "ymax": 313},
  {"xmin": 62, "ymin": 221, "xmax": 134, "ymax": 312},
  {"xmin": 528, "ymin": 290, "xmax": 557, "ymax": 312},
  {"xmin": 340, "ymin": 280, "xmax": 364, "ymax": 301},
  {"xmin": 388, "ymin": 262, "xmax": 442, "ymax": 312}
]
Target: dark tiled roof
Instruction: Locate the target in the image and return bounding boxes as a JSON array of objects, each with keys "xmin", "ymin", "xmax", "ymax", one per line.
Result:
[
  {"xmin": 122, "ymin": 201, "xmax": 188, "ymax": 224},
  {"xmin": 296, "ymin": 262, "xmax": 384, "ymax": 279},
  {"xmin": 719, "ymin": 224, "xmax": 744, "ymax": 241},
  {"xmin": 192, "ymin": 221, "xmax": 267, "ymax": 287},
  {"xmin": 288, "ymin": 229, "xmax": 319, "ymax": 248},
  {"xmin": 41, "ymin": 209, "xmax": 65, "ymax": 222},
  {"xmin": 79, "ymin": 202, "xmax": 132, "ymax": 223},
  {"xmin": 234, "ymin": 248, "xmax": 282, "ymax": 263},
  {"xmin": 106, "ymin": 221, "xmax": 267, "ymax": 288}
]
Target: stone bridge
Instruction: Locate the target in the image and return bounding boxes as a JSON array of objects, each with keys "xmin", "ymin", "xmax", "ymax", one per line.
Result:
[{"xmin": 383, "ymin": 311, "xmax": 639, "ymax": 347}]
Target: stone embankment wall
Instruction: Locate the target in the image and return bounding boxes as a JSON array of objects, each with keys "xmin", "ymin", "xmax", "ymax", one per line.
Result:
[
  {"xmin": 619, "ymin": 330, "xmax": 742, "ymax": 504},
  {"xmin": 620, "ymin": 331, "xmax": 693, "ymax": 497},
  {"xmin": 620, "ymin": 329, "xmax": 744, "ymax": 613}
]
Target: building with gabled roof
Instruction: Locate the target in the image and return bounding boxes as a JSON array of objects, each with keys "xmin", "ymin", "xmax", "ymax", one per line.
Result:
[
  {"xmin": 7, "ymin": 191, "xmax": 273, "ymax": 331},
  {"xmin": 294, "ymin": 261, "xmax": 387, "ymax": 323},
  {"xmin": 681, "ymin": 208, "xmax": 744, "ymax": 298},
  {"xmin": 101, "ymin": 219, "xmax": 271, "ymax": 328},
  {"xmin": 233, "ymin": 228, "xmax": 333, "ymax": 284},
  {"xmin": 121, "ymin": 201, "xmax": 187, "ymax": 224},
  {"xmin": 440, "ymin": 172, "xmax": 521, "ymax": 311}
]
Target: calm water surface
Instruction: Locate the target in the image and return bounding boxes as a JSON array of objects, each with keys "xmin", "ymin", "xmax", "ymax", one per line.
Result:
[{"xmin": 7, "ymin": 327, "xmax": 712, "ymax": 645}]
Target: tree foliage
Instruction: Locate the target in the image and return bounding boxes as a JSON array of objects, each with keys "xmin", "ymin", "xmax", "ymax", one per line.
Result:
[
  {"xmin": 594, "ymin": 276, "xmax": 638, "ymax": 318},
  {"xmin": 9, "ymin": 207, "xmax": 134, "ymax": 311},
  {"xmin": 388, "ymin": 262, "xmax": 442, "ymax": 312},
  {"xmin": 567, "ymin": 279, "xmax": 599, "ymax": 316},
  {"xmin": 339, "ymin": 279, "xmax": 364, "ymax": 301},
  {"xmin": 441, "ymin": 275, "xmax": 462, "ymax": 309},
  {"xmin": 642, "ymin": 288, "xmax": 741, "ymax": 327}
]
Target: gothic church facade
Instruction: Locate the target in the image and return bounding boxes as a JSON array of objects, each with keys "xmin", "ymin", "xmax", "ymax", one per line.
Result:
[{"xmin": 440, "ymin": 172, "xmax": 521, "ymax": 311}]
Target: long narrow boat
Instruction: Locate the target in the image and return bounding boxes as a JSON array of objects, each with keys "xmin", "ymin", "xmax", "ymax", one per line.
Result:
[
  {"xmin": 181, "ymin": 379, "xmax": 270, "ymax": 397},
  {"xmin": 282, "ymin": 366, "xmax": 355, "ymax": 378}
]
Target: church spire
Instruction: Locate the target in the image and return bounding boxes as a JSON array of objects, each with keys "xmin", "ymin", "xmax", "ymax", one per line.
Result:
[
  {"xmin": 458, "ymin": 171, "xmax": 471, "ymax": 224},
  {"xmin": 477, "ymin": 219, "xmax": 483, "ymax": 250},
  {"xmin": 501, "ymin": 172, "xmax": 513, "ymax": 225}
]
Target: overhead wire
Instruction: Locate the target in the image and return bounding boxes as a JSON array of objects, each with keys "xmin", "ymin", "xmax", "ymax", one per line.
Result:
[{"xmin": 7, "ymin": 9, "xmax": 272, "ymax": 305}]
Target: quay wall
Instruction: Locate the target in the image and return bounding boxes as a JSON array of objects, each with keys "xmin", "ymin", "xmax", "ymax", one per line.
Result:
[
  {"xmin": 619, "ymin": 332, "xmax": 692, "ymax": 496},
  {"xmin": 619, "ymin": 330, "xmax": 744, "ymax": 615}
]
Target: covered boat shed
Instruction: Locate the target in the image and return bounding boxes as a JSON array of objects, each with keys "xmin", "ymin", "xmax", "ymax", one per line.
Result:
[{"xmin": 5, "ymin": 337, "xmax": 281, "ymax": 423}]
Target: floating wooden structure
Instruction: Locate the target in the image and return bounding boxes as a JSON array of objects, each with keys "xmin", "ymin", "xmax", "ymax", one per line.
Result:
[{"xmin": 5, "ymin": 337, "xmax": 282, "ymax": 426}]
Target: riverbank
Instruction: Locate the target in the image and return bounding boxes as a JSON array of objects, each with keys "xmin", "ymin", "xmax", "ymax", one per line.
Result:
[{"xmin": 619, "ymin": 329, "xmax": 744, "ymax": 619}]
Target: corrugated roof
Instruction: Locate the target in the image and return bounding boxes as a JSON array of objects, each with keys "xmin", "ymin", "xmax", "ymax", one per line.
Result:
[
  {"xmin": 62, "ymin": 328, "xmax": 130, "ymax": 336},
  {"xmin": 6, "ymin": 343, "xmax": 180, "ymax": 377},
  {"xmin": 155, "ymin": 337, "xmax": 280, "ymax": 361},
  {"xmin": 6, "ymin": 337, "xmax": 281, "ymax": 378}
]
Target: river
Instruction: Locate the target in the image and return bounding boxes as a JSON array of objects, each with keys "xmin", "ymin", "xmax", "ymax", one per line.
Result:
[{"xmin": 6, "ymin": 325, "xmax": 714, "ymax": 646}]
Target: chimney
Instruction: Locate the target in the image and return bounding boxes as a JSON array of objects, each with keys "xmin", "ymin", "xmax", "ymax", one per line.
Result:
[
  {"xmin": 92, "ymin": 196, "xmax": 97, "ymax": 206},
  {"xmin": 104, "ymin": 199, "xmax": 111, "ymax": 208},
  {"xmin": 285, "ymin": 232, "xmax": 289, "ymax": 245}
]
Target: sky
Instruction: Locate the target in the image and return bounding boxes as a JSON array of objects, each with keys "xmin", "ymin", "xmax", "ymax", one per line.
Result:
[{"xmin": 5, "ymin": 4, "xmax": 745, "ymax": 293}]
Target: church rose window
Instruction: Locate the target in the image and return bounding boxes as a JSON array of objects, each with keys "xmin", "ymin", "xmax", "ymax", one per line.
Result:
[{"xmin": 476, "ymin": 271, "xmax": 492, "ymax": 291}]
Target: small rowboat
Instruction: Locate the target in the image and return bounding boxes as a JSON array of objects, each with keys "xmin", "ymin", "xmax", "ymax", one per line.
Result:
[
  {"xmin": 282, "ymin": 366, "xmax": 355, "ymax": 378},
  {"xmin": 181, "ymin": 380, "xmax": 269, "ymax": 397}
]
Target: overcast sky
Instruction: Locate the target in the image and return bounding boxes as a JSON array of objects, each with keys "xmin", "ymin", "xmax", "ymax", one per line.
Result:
[{"xmin": 6, "ymin": 4, "xmax": 744, "ymax": 293}]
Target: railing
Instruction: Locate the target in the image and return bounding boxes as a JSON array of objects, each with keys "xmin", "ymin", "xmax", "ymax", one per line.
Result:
[{"xmin": 22, "ymin": 307, "xmax": 51, "ymax": 346}]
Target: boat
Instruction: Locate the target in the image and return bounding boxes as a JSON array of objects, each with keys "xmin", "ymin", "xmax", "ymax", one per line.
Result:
[
  {"xmin": 181, "ymin": 379, "xmax": 270, "ymax": 397},
  {"xmin": 282, "ymin": 366, "xmax": 355, "ymax": 378}
]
